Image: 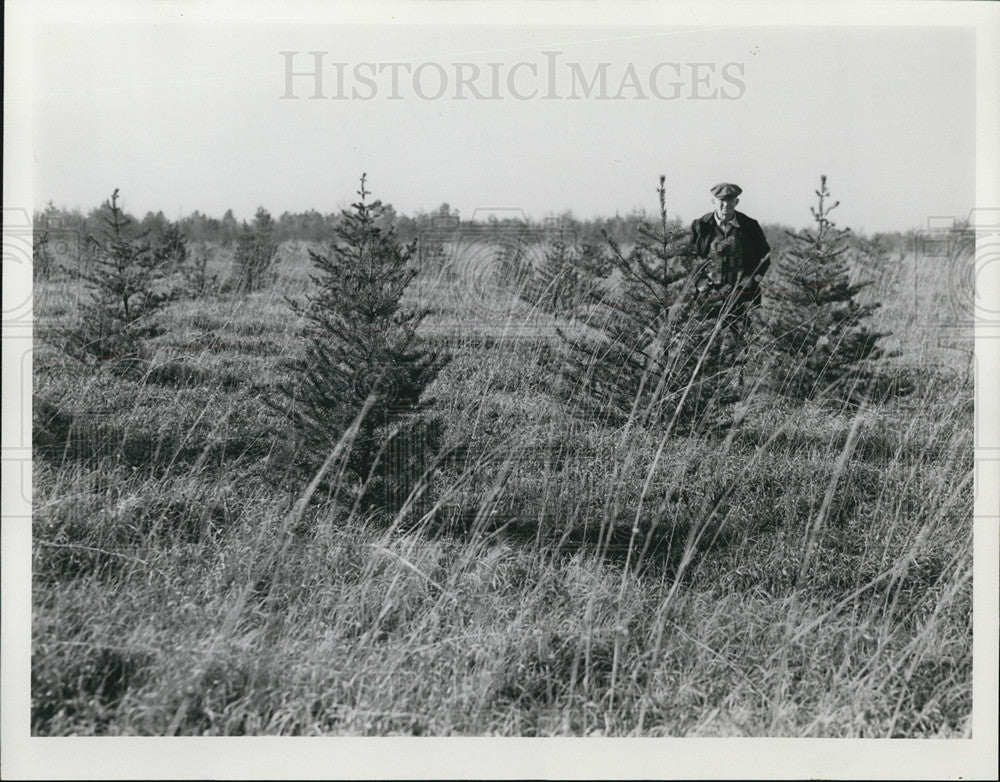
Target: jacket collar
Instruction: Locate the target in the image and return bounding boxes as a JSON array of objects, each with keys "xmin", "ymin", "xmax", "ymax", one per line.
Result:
[
  {"xmin": 714, "ymin": 212, "xmax": 742, "ymax": 230},
  {"xmin": 701, "ymin": 210, "xmax": 744, "ymax": 228}
]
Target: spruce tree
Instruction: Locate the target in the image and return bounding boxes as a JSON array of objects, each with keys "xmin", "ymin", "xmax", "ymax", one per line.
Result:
[
  {"xmin": 182, "ymin": 243, "xmax": 217, "ymax": 298},
  {"xmin": 277, "ymin": 175, "xmax": 449, "ymax": 507},
  {"xmin": 763, "ymin": 176, "xmax": 891, "ymax": 399},
  {"xmin": 153, "ymin": 221, "xmax": 189, "ymax": 268},
  {"xmin": 529, "ymin": 234, "xmax": 582, "ymax": 315},
  {"xmin": 524, "ymin": 236, "xmax": 611, "ymax": 317},
  {"xmin": 575, "ymin": 240, "xmax": 614, "ymax": 281},
  {"xmin": 60, "ymin": 188, "xmax": 167, "ymax": 371},
  {"xmin": 232, "ymin": 207, "xmax": 277, "ymax": 293},
  {"xmin": 556, "ymin": 176, "xmax": 739, "ymax": 432}
]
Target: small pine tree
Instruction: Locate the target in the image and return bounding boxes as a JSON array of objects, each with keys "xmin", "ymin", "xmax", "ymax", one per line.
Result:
[
  {"xmin": 277, "ymin": 175, "xmax": 449, "ymax": 508},
  {"xmin": 182, "ymin": 243, "xmax": 217, "ymax": 298},
  {"xmin": 574, "ymin": 240, "xmax": 613, "ymax": 280},
  {"xmin": 59, "ymin": 189, "xmax": 167, "ymax": 370},
  {"xmin": 153, "ymin": 221, "xmax": 189, "ymax": 267},
  {"xmin": 232, "ymin": 207, "xmax": 277, "ymax": 293},
  {"xmin": 523, "ymin": 237, "xmax": 611, "ymax": 317},
  {"xmin": 529, "ymin": 235, "xmax": 582, "ymax": 315},
  {"xmin": 556, "ymin": 176, "xmax": 739, "ymax": 432},
  {"xmin": 763, "ymin": 175, "xmax": 891, "ymax": 399}
]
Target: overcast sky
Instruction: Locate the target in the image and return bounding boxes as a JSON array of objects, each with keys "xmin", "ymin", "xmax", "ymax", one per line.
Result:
[{"xmin": 29, "ymin": 22, "xmax": 975, "ymax": 232}]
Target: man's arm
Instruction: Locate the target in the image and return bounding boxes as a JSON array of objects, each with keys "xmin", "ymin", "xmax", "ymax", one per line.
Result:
[
  {"xmin": 690, "ymin": 219, "xmax": 705, "ymax": 257},
  {"xmin": 689, "ymin": 219, "xmax": 717, "ymax": 292},
  {"xmin": 747, "ymin": 220, "xmax": 771, "ymax": 277}
]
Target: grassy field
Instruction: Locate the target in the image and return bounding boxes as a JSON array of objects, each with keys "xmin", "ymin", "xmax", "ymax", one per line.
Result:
[{"xmin": 31, "ymin": 230, "xmax": 973, "ymax": 737}]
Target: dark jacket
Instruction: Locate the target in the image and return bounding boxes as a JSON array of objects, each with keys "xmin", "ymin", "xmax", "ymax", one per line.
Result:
[{"xmin": 690, "ymin": 210, "xmax": 771, "ymax": 308}]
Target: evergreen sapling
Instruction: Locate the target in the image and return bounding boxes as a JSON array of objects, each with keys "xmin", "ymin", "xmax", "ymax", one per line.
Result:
[
  {"xmin": 233, "ymin": 207, "xmax": 278, "ymax": 293},
  {"xmin": 529, "ymin": 233, "xmax": 582, "ymax": 316},
  {"xmin": 557, "ymin": 177, "xmax": 740, "ymax": 433},
  {"xmin": 153, "ymin": 221, "xmax": 189, "ymax": 268},
  {"xmin": 763, "ymin": 176, "xmax": 892, "ymax": 400},
  {"xmin": 277, "ymin": 175, "xmax": 449, "ymax": 509},
  {"xmin": 60, "ymin": 188, "xmax": 168, "ymax": 371}
]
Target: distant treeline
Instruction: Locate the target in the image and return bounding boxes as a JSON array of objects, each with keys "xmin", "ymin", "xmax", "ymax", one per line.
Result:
[{"xmin": 33, "ymin": 199, "xmax": 914, "ymax": 257}]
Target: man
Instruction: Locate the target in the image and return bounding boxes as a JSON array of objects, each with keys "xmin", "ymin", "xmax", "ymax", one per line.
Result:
[{"xmin": 690, "ymin": 182, "xmax": 771, "ymax": 313}]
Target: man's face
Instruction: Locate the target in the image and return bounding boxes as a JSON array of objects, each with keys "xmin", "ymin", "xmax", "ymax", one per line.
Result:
[{"xmin": 714, "ymin": 197, "xmax": 738, "ymax": 220}]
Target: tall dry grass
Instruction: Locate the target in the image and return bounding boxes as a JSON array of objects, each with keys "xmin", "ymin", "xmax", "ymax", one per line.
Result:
[{"xmin": 31, "ymin": 233, "xmax": 972, "ymax": 736}]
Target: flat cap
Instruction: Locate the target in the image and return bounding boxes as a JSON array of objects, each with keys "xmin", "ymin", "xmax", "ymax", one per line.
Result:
[{"xmin": 711, "ymin": 183, "xmax": 742, "ymax": 199}]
